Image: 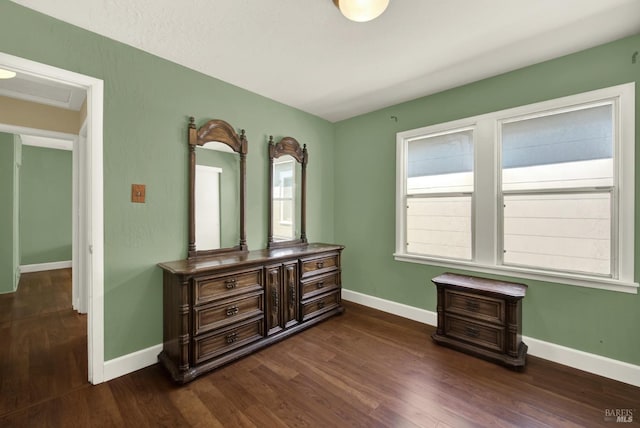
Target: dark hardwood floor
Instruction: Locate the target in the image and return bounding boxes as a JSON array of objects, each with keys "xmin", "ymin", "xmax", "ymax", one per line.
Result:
[{"xmin": 1, "ymin": 269, "xmax": 638, "ymax": 427}]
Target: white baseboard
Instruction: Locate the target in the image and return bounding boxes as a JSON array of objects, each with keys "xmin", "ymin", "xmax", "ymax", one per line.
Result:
[
  {"xmin": 342, "ymin": 288, "xmax": 640, "ymax": 388},
  {"xmin": 20, "ymin": 260, "xmax": 72, "ymax": 273},
  {"xmin": 103, "ymin": 344, "xmax": 163, "ymax": 382},
  {"xmin": 342, "ymin": 288, "xmax": 437, "ymax": 325},
  {"xmin": 99, "ymin": 290, "xmax": 640, "ymax": 387}
]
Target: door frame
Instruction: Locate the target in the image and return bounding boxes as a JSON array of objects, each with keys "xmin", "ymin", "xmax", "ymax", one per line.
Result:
[{"xmin": 0, "ymin": 51, "xmax": 105, "ymax": 384}]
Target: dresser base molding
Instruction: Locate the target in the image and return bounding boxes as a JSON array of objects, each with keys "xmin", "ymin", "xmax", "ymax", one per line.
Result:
[{"xmin": 432, "ymin": 332, "xmax": 528, "ymax": 368}]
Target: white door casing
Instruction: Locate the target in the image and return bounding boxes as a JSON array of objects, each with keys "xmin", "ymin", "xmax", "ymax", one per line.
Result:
[{"xmin": 0, "ymin": 51, "xmax": 105, "ymax": 384}]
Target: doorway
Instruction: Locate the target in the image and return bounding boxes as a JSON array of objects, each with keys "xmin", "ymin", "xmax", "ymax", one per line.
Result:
[{"xmin": 0, "ymin": 52, "xmax": 104, "ymax": 384}]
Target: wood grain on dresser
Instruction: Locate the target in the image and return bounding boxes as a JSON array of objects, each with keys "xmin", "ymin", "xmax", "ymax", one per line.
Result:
[
  {"xmin": 431, "ymin": 272, "xmax": 527, "ymax": 369},
  {"xmin": 158, "ymin": 243, "xmax": 344, "ymax": 383}
]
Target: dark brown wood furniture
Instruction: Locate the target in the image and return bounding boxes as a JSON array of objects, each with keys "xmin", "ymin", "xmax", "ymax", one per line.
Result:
[
  {"xmin": 158, "ymin": 243, "xmax": 344, "ymax": 383},
  {"xmin": 158, "ymin": 124, "xmax": 344, "ymax": 383},
  {"xmin": 431, "ymin": 272, "xmax": 527, "ymax": 369},
  {"xmin": 267, "ymin": 136, "xmax": 307, "ymax": 248},
  {"xmin": 188, "ymin": 117, "xmax": 248, "ymax": 258}
]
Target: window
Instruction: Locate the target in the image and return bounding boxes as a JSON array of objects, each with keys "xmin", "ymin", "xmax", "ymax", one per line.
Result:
[
  {"xmin": 395, "ymin": 83, "xmax": 636, "ymax": 293},
  {"xmin": 406, "ymin": 128, "xmax": 474, "ymax": 260},
  {"xmin": 501, "ymin": 104, "xmax": 613, "ymax": 277}
]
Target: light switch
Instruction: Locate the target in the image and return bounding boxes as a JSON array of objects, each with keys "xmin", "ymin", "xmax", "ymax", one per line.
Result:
[{"xmin": 131, "ymin": 184, "xmax": 146, "ymax": 203}]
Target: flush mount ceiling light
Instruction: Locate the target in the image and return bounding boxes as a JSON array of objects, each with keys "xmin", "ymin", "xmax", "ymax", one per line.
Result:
[
  {"xmin": 0, "ymin": 68, "xmax": 17, "ymax": 79},
  {"xmin": 332, "ymin": 0, "xmax": 390, "ymax": 22}
]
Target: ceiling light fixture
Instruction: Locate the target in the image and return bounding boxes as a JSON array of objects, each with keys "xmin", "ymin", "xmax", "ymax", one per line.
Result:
[
  {"xmin": 0, "ymin": 68, "xmax": 17, "ymax": 79},
  {"xmin": 332, "ymin": 0, "xmax": 389, "ymax": 23}
]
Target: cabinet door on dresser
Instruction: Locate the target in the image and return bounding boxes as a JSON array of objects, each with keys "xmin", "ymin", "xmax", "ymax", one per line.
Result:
[
  {"xmin": 265, "ymin": 264, "xmax": 283, "ymax": 336},
  {"xmin": 282, "ymin": 262, "xmax": 299, "ymax": 329},
  {"xmin": 265, "ymin": 261, "xmax": 300, "ymax": 335}
]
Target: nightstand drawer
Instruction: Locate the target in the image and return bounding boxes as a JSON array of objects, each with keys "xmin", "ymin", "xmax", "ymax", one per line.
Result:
[
  {"xmin": 193, "ymin": 291, "xmax": 264, "ymax": 335},
  {"xmin": 444, "ymin": 315, "xmax": 504, "ymax": 353},
  {"xmin": 445, "ymin": 289, "xmax": 504, "ymax": 324},
  {"xmin": 301, "ymin": 272, "xmax": 340, "ymax": 300},
  {"xmin": 194, "ymin": 268, "xmax": 263, "ymax": 306},
  {"xmin": 301, "ymin": 253, "xmax": 339, "ymax": 278},
  {"xmin": 193, "ymin": 317, "xmax": 264, "ymax": 364},
  {"xmin": 301, "ymin": 290, "xmax": 341, "ymax": 321}
]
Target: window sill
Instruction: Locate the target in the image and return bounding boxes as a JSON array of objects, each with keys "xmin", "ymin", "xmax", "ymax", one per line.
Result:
[{"xmin": 393, "ymin": 253, "xmax": 638, "ymax": 294}]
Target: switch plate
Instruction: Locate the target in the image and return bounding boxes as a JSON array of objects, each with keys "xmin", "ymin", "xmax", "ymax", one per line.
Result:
[{"xmin": 131, "ymin": 184, "xmax": 146, "ymax": 203}]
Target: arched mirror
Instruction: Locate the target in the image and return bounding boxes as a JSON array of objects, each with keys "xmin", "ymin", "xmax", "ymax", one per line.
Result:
[
  {"xmin": 188, "ymin": 117, "xmax": 247, "ymax": 259},
  {"xmin": 268, "ymin": 136, "xmax": 307, "ymax": 248}
]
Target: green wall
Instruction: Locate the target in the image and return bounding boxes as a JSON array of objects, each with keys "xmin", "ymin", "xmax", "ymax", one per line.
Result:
[
  {"xmin": 335, "ymin": 34, "xmax": 640, "ymax": 365},
  {"xmin": 1, "ymin": 1, "xmax": 638, "ymax": 368},
  {"xmin": 0, "ymin": 2, "xmax": 335, "ymax": 360},
  {"xmin": 20, "ymin": 145, "xmax": 72, "ymax": 265},
  {"xmin": 0, "ymin": 132, "xmax": 15, "ymax": 293}
]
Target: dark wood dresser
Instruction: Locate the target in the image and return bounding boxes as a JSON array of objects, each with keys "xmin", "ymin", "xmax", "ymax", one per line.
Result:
[
  {"xmin": 158, "ymin": 243, "xmax": 344, "ymax": 383},
  {"xmin": 431, "ymin": 272, "xmax": 527, "ymax": 369}
]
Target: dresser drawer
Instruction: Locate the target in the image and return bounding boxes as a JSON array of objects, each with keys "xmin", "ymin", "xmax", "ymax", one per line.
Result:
[
  {"xmin": 444, "ymin": 314, "xmax": 504, "ymax": 353},
  {"xmin": 444, "ymin": 289, "xmax": 505, "ymax": 325},
  {"xmin": 193, "ymin": 291, "xmax": 264, "ymax": 335},
  {"xmin": 301, "ymin": 272, "xmax": 340, "ymax": 300},
  {"xmin": 194, "ymin": 268, "xmax": 263, "ymax": 306},
  {"xmin": 193, "ymin": 317, "xmax": 264, "ymax": 364},
  {"xmin": 301, "ymin": 290, "xmax": 341, "ymax": 321},
  {"xmin": 301, "ymin": 253, "xmax": 340, "ymax": 279}
]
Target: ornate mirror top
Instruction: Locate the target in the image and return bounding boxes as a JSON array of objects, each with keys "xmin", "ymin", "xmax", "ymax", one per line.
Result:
[
  {"xmin": 189, "ymin": 117, "xmax": 248, "ymax": 154},
  {"xmin": 269, "ymin": 136, "xmax": 306, "ymax": 165}
]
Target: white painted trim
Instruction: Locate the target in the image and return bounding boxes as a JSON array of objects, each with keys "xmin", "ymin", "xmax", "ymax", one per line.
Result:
[
  {"xmin": 393, "ymin": 254, "xmax": 639, "ymax": 295},
  {"xmin": 0, "ymin": 124, "xmax": 77, "ymax": 142},
  {"xmin": 87, "ymin": 75, "xmax": 105, "ymax": 385},
  {"xmin": 342, "ymin": 288, "xmax": 640, "ymax": 388},
  {"xmin": 94, "ymin": 288, "xmax": 640, "ymax": 386},
  {"xmin": 342, "ymin": 288, "xmax": 437, "ymax": 325},
  {"xmin": 395, "ymin": 83, "xmax": 636, "ymax": 295},
  {"xmin": 20, "ymin": 134, "xmax": 73, "ymax": 151},
  {"xmin": 0, "ymin": 51, "xmax": 105, "ymax": 385},
  {"xmin": 20, "ymin": 260, "xmax": 72, "ymax": 273},
  {"xmin": 523, "ymin": 336, "xmax": 640, "ymax": 388},
  {"xmin": 103, "ymin": 344, "xmax": 163, "ymax": 382}
]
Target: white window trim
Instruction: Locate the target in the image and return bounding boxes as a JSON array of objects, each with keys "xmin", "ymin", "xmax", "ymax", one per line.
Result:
[{"xmin": 395, "ymin": 82, "xmax": 637, "ymax": 294}]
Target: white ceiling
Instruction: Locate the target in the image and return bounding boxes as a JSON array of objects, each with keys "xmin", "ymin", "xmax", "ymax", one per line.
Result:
[{"xmin": 8, "ymin": 0, "xmax": 640, "ymax": 122}]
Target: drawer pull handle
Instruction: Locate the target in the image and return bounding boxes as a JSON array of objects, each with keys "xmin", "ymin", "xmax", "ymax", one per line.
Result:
[
  {"xmin": 316, "ymin": 261, "xmax": 324, "ymax": 269},
  {"xmin": 316, "ymin": 281, "xmax": 324, "ymax": 289},
  {"xmin": 317, "ymin": 301, "xmax": 325, "ymax": 309},
  {"xmin": 225, "ymin": 332, "xmax": 238, "ymax": 344},
  {"xmin": 225, "ymin": 279, "xmax": 237, "ymax": 289},
  {"xmin": 465, "ymin": 326, "xmax": 480, "ymax": 338},
  {"xmin": 465, "ymin": 299, "xmax": 480, "ymax": 311},
  {"xmin": 225, "ymin": 306, "xmax": 239, "ymax": 317}
]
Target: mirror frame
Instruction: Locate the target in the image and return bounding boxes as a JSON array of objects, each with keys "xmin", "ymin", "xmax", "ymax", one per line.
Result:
[
  {"xmin": 188, "ymin": 117, "xmax": 248, "ymax": 259},
  {"xmin": 267, "ymin": 136, "xmax": 308, "ymax": 249}
]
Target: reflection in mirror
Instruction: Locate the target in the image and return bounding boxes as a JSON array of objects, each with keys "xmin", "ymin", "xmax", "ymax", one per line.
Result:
[
  {"xmin": 188, "ymin": 117, "xmax": 247, "ymax": 259},
  {"xmin": 272, "ymin": 155, "xmax": 300, "ymax": 241},
  {"xmin": 268, "ymin": 136, "xmax": 307, "ymax": 249},
  {"xmin": 195, "ymin": 144, "xmax": 240, "ymax": 251}
]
